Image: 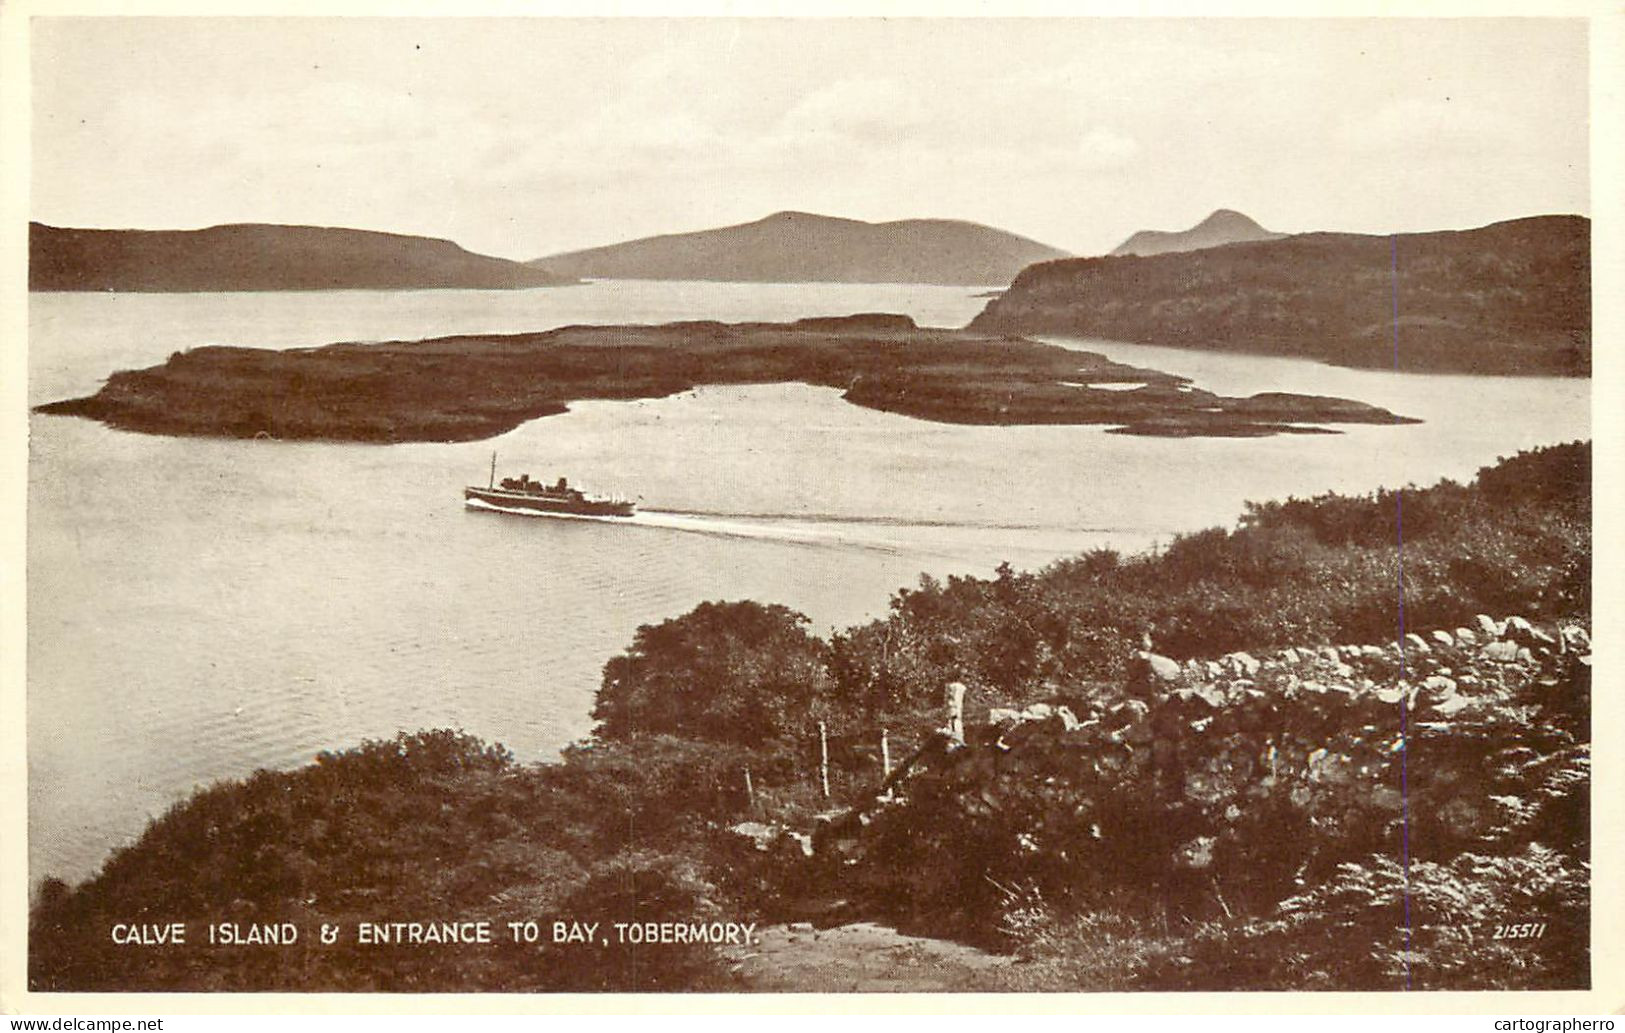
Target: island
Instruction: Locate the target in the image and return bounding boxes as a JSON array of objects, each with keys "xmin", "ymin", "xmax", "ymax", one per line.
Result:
[
  {"xmin": 35, "ymin": 314, "xmax": 1418, "ymax": 442},
  {"xmin": 29, "ymin": 222, "xmax": 576, "ymax": 292},
  {"xmin": 526, "ymin": 210, "xmax": 1071, "ymax": 287},
  {"xmin": 972, "ymin": 215, "xmax": 1590, "ymax": 376}
]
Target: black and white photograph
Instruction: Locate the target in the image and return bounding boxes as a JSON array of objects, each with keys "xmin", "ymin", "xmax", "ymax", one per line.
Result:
[{"xmin": 3, "ymin": 5, "xmax": 1616, "ymax": 1008}]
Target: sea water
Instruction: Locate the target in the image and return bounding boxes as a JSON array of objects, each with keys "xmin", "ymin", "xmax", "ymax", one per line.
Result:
[{"xmin": 26, "ymin": 282, "xmax": 1589, "ymax": 885}]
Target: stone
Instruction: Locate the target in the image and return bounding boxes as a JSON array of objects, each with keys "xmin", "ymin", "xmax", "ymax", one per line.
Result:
[
  {"xmin": 1177, "ymin": 836, "xmax": 1216, "ymax": 870},
  {"xmin": 1404, "ymin": 633, "xmax": 1430, "ymax": 654},
  {"xmin": 1228, "ymin": 652, "xmax": 1261, "ymax": 676},
  {"xmin": 1475, "ymin": 614, "xmax": 1504, "ymax": 638},
  {"xmin": 1279, "ymin": 647, "xmax": 1302, "ymax": 665},
  {"xmin": 1504, "ymin": 616, "xmax": 1537, "ymax": 643},
  {"xmin": 1483, "ymin": 640, "xmax": 1520, "ymax": 663},
  {"xmin": 1422, "ymin": 675, "xmax": 1457, "ymax": 698},
  {"xmin": 1429, "ymin": 629, "xmax": 1455, "ymax": 648},
  {"xmin": 1454, "ymin": 627, "xmax": 1478, "ymax": 645},
  {"xmin": 730, "ymin": 821, "xmax": 782, "ymax": 851},
  {"xmin": 1432, "ymin": 695, "xmax": 1472, "ymax": 716},
  {"xmin": 987, "ymin": 707, "xmax": 1024, "ymax": 726},
  {"xmin": 1139, "ymin": 652, "xmax": 1183, "ymax": 683},
  {"xmin": 1110, "ymin": 698, "xmax": 1150, "ymax": 721}
]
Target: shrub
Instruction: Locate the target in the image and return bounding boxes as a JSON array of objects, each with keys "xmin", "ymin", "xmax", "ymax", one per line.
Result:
[{"xmin": 593, "ymin": 601, "xmax": 834, "ymax": 744}]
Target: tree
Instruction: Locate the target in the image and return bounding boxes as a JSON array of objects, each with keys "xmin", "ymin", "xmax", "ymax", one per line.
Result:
[{"xmin": 593, "ymin": 601, "xmax": 833, "ymax": 744}]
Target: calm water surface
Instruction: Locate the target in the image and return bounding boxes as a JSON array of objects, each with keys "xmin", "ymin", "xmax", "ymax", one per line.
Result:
[{"xmin": 27, "ymin": 282, "xmax": 1589, "ymax": 885}]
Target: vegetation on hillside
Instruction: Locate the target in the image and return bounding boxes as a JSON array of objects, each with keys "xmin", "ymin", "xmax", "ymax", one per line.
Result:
[
  {"xmin": 972, "ymin": 215, "xmax": 1590, "ymax": 376},
  {"xmin": 30, "ymin": 442, "xmax": 1590, "ymax": 992}
]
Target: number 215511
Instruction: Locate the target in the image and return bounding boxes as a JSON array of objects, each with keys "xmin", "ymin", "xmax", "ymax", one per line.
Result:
[{"xmin": 1492, "ymin": 923, "xmax": 1547, "ymax": 940}]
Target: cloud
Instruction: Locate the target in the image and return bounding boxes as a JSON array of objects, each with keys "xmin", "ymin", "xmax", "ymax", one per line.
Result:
[
  {"xmin": 777, "ymin": 78, "xmax": 933, "ymax": 145},
  {"xmin": 1336, "ymin": 96, "xmax": 1523, "ymax": 156}
]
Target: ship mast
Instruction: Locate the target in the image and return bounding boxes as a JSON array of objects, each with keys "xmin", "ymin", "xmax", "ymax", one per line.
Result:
[{"xmin": 489, "ymin": 451, "xmax": 496, "ymax": 489}]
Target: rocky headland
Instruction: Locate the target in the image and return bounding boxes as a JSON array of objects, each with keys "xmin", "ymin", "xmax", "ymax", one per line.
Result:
[{"xmin": 973, "ymin": 215, "xmax": 1590, "ymax": 376}]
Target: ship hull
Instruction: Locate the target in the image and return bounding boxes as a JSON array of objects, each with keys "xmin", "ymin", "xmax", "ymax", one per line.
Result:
[{"xmin": 464, "ymin": 486, "xmax": 635, "ymax": 518}]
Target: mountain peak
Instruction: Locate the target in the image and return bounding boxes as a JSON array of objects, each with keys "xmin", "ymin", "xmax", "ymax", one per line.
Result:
[
  {"xmin": 1110, "ymin": 209, "xmax": 1284, "ymax": 258},
  {"xmin": 1197, "ymin": 209, "xmax": 1264, "ymax": 230},
  {"xmin": 761, "ymin": 210, "xmax": 840, "ymax": 224}
]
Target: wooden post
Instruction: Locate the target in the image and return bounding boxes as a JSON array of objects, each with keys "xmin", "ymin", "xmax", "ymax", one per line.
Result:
[
  {"xmin": 743, "ymin": 765, "xmax": 755, "ymax": 813},
  {"xmin": 880, "ymin": 727, "xmax": 893, "ymax": 800},
  {"xmin": 818, "ymin": 720, "xmax": 831, "ymax": 800},
  {"xmin": 945, "ymin": 682, "xmax": 966, "ymax": 744}
]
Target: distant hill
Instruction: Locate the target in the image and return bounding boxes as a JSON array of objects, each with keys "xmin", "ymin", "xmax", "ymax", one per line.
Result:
[
  {"xmin": 527, "ymin": 211, "xmax": 1070, "ymax": 286},
  {"xmin": 971, "ymin": 215, "xmax": 1590, "ymax": 376},
  {"xmin": 30, "ymin": 223, "xmax": 576, "ymax": 292},
  {"xmin": 1110, "ymin": 209, "xmax": 1286, "ymax": 257}
]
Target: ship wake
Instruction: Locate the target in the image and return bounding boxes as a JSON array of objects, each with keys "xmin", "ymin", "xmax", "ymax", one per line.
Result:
[{"xmin": 466, "ymin": 497, "xmax": 1161, "ymax": 561}]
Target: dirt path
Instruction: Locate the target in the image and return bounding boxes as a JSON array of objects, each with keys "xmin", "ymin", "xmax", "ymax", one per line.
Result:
[{"xmin": 723, "ymin": 921, "xmax": 1012, "ymax": 993}]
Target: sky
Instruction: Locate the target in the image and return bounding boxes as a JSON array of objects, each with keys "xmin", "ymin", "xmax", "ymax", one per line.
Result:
[{"xmin": 30, "ymin": 17, "xmax": 1591, "ymax": 260}]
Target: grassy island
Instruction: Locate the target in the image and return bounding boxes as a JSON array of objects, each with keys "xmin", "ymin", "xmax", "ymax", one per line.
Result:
[
  {"xmin": 35, "ymin": 314, "xmax": 1418, "ymax": 441},
  {"xmin": 31, "ymin": 443, "xmax": 1589, "ymax": 992}
]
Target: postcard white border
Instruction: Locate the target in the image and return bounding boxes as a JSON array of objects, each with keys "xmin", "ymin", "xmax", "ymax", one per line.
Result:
[{"xmin": 2, "ymin": 0, "xmax": 1620, "ymax": 1016}]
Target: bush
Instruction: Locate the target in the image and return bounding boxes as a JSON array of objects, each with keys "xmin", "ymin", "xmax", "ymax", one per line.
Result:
[
  {"xmin": 594, "ymin": 601, "xmax": 834, "ymax": 744},
  {"xmin": 1133, "ymin": 845, "xmax": 1588, "ymax": 991}
]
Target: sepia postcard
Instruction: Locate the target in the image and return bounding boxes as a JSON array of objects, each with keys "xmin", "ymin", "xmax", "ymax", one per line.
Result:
[{"xmin": 1, "ymin": 1, "xmax": 1620, "ymax": 1016}]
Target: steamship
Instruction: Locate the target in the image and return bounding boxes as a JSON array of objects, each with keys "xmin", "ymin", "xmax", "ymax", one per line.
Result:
[{"xmin": 464, "ymin": 455, "xmax": 635, "ymax": 518}]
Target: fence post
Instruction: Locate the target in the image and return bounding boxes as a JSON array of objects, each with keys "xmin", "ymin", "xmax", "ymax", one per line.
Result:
[
  {"xmin": 818, "ymin": 720, "xmax": 831, "ymax": 800},
  {"xmin": 945, "ymin": 681, "xmax": 966, "ymax": 744},
  {"xmin": 880, "ymin": 727, "xmax": 893, "ymax": 800},
  {"xmin": 743, "ymin": 765, "xmax": 755, "ymax": 813}
]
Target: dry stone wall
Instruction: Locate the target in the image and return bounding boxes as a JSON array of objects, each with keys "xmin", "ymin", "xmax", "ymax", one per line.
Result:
[{"xmin": 746, "ymin": 614, "xmax": 1589, "ymax": 932}]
